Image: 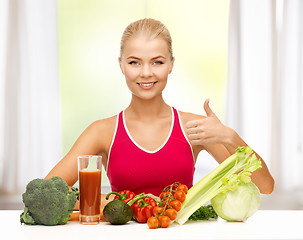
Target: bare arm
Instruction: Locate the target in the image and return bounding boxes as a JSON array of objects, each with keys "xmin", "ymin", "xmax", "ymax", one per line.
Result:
[
  {"xmin": 184, "ymin": 99, "xmax": 275, "ymax": 194},
  {"xmin": 45, "ymin": 117, "xmax": 116, "ymax": 211},
  {"xmin": 45, "ymin": 116, "xmax": 116, "ymax": 186},
  {"xmin": 203, "ymin": 130, "xmax": 274, "ymax": 194}
]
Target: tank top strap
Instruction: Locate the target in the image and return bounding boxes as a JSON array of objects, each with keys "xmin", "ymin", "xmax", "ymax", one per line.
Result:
[
  {"xmin": 171, "ymin": 107, "xmax": 192, "ymax": 146},
  {"xmin": 107, "ymin": 110, "xmax": 127, "ymax": 169},
  {"xmin": 115, "ymin": 110, "xmax": 129, "ymax": 143}
]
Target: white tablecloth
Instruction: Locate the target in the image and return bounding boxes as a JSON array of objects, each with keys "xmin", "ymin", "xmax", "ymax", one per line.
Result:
[{"xmin": 1, "ymin": 210, "xmax": 303, "ymax": 240}]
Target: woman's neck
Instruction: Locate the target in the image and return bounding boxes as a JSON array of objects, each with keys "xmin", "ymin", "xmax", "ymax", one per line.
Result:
[{"xmin": 125, "ymin": 94, "xmax": 171, "ymax": 121}]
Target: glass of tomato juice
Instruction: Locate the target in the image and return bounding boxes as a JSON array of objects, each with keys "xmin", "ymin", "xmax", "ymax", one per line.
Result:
[{"xmin": 78, "ymin": 155, "xmax": 102, "ymax": 224}]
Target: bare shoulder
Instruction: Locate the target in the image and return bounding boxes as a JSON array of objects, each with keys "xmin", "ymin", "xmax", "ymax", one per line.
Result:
[
  {"xmin": 178, "ymin": 110, "xmax": 206, "ymax": 123},
  {"xmin": 45, "ymin": 114, "xmax": 118, "ymax": 183},
  {"xmin": 80, "ymin": 114, "xmax": 118, "ymax": 151},
  {"xmin": 89, "ymin": 115, "xmax": 117, "ymax": 143},
  {"xmin": 90, "ymin": 115, "xmax": 117, "ymax": 133}
]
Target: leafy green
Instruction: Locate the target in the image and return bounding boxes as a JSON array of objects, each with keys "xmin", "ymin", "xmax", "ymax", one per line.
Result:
[
  {"xmin": 175, "ymin": 146, "xmax": 262, "ymax": 225},
  {"xmin": 188, "ymin": 204, "xmax": 218, "ymax": 221}
]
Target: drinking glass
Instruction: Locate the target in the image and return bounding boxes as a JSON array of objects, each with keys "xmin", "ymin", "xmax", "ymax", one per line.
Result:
[{"xmin": 78, "ymin": 155, "xmax": 102, "ymax": 224}]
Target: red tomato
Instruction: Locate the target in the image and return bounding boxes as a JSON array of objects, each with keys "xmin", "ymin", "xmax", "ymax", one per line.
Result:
[
  {"xmin": 159, "ymin": 192, "xmax": 166, "ymax": 200},
  {"xmin": 165, "ymin": 208, "xmax": 178, "ymax": 221},
  {"xmin": 160, "ymin": 191, "xmax": 172, "ymax": 200},
  {"xmin": 158, "ymin": 216, "xmax": 171, "ymax": 228},
  {"xmin": 161, "ymin": 196, "xmax": 172, "ymax": 208},
  {"xmin": 174, "ymin": 190, "xmax": 186, "ymax": 203},
  {"xmin": 153, "ymin": 206, "xmax": 164, "ymax": 216},
  {"xmin": 176, "ymin": 184, "xmax": 188, "ymax": 194},
  {"xmin": 147, "ymin": 217, "xmax": 159, "ymax": 229},
  {"xmin": 169, "ymin": 200, "xmax": 182, "ymax": 212}
]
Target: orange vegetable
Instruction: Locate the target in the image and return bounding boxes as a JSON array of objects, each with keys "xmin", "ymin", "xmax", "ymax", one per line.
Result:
[
  {"xmin": 69, "ymin": 205, "xmax": 107, "ymax": 222},
  {"xmin": 153, "ymin": 206, "xmax": 164, "ymax": 216},
  {"xmin": 158, "ymin": 215, "xmax": 171, "ymax": 228},
  {"xmin": 176, "ymin": 184, "xmax": 188, "ymax": 194},
  {"xmin": 174, "ymin": 190, "xmax": 186, "ymax": 203},
  {"xmin": 69, "ymin": 211, "xmax": 79, "ymax": 221},
  {"xmin": 169, "ymin": 200, "xmax": 182, "ymax": 212},
  {"xmin": 165, "ymin": 208, "xmax": 178, "ymax": 220},
  {"xmin": 147, "ymin": 216, "xmax": 159, "ymax": 229}
]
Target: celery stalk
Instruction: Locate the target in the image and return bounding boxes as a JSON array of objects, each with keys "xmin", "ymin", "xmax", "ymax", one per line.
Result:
[{"xmin": 175, "ymin": 146, "xmax": 262, "ymax": 225}]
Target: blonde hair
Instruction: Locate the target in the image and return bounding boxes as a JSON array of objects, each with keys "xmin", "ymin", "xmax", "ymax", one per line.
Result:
[{"xmin": 120, "ymin": 18, "xmax": 173, "ymax": 59}]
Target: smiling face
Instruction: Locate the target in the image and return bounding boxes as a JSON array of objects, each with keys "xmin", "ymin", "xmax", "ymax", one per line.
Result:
[{"xmin": 119, "ymin": 34, "xmax": 175, "ymax": 101}]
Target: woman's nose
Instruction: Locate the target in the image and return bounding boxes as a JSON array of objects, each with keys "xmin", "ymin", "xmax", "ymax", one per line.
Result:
[{"xmin": 140, "ymin": 64, "xmax": 153, "ymax": 78}]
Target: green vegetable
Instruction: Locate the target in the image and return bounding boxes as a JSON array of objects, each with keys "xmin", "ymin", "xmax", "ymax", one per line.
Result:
[
  {"xmin": 103, "ymin": 192, "xmax": 133, "ymax": 225},
  {"xmin": 211, "ymin": 181, "xmax": 260, "ymax": 221},
  {"xmin": 20, "ymin": 176, "xmax": 77, "ymax": 226},
  {"xmin": 175, "ymin": 146, "xmax": 262, "ymax": 225},
  {"xmin": 189, "ymin": 204, "xmax": 218, "ymax": 221},
  {"xmin": 20, "ymin": 207, "xmax": 35, "ymax": 225}
]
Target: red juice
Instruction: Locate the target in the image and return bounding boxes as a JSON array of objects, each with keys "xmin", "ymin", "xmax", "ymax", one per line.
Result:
[{"xmin": 79, "ymin": 170, "xmax": 101, "ymax": 216}]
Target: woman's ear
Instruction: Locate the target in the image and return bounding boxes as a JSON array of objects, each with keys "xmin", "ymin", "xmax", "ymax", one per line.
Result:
[
  {"xmin": 118, "ymin": 57, "xmax": 124, "ymax": 75},
  {"xmin": 169, "ymin": 56, "xmax": 175, "ymax": 74}
]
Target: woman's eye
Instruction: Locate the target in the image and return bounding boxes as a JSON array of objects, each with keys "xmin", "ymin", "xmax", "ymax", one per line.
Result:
[
  {"xmin": 154, "ymin": 61, "xmax": 164, "ymax": 65},
  {"xmin": 129, "ymin": 61, "xmax": 139, "ymax": 65}
]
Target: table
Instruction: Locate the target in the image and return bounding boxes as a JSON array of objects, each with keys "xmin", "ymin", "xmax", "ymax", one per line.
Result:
[{"xmin": 1, "ymin": 210, "xmax": 303, "ymax": 240}]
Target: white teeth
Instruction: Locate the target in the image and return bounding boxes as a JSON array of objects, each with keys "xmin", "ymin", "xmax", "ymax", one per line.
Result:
[{"xmin": 139, "ymin": 82, "xmax": 154, "ymax": 87}]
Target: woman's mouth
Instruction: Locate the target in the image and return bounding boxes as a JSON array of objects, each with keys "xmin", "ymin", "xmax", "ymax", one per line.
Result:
[{"xmin": 137, "ymin": 81, "xmax": 158, "ymax": 89}]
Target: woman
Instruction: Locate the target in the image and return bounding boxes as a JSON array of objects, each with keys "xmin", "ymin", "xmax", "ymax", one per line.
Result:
[{"xmin": 45, "ymin": 18, "xmax": 274, "ymax": 207}]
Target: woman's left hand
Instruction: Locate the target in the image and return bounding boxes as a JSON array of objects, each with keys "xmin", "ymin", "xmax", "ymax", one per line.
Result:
[{"xmin": 186, "ymin": 99, "xmax": 231, "ymax": 146}]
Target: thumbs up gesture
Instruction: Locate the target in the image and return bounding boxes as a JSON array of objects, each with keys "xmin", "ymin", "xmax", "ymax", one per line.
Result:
[{"xmin": 186, "ymin": 99, "xmax": 228, "ymax": 146}]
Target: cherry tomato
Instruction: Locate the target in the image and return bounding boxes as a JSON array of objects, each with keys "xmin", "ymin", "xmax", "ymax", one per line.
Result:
[
  {"xmin": 174, "ymin": 190, "xmax": 186, "ymax": 203},
  {"xmin": 161, "ymin": 195, "xmax": 172, "ymax": 207},
  {"xmin": 160, "ymin": 191, "xmax": 171, "ymax": 200},
  {"xmin": 159, "ymin": 192, "xmax": 166, "ymax": 199},
  {"xmin": 153, "ymin": 206, "xmax": 164, "ymax": 216},
  {"xmin": 147, "ymin": 217, "xmax": 159, "ymax": 229},
  {"xmin": 158, "ymin": 215, "xmax": 171, "ymax": 228},
  {"xmin": 165, "ymin": 208, "xmax": 178, "ymax": 221},
  {"xmin": 176, "ymin": 184, "xmax": 188, "ymax": 194},
  {"xmin": 169, "ymin": 200, "xmax": 182, "ymax": 212}
]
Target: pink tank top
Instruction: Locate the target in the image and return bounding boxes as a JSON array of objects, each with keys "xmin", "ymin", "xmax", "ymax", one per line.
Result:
[{"xmin": 106, "ymin": 107, "xmax": 195, "ymax": 196}]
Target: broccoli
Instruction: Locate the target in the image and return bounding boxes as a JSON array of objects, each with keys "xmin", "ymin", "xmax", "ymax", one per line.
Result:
[{"xmin": 20, "ymin": 176, "xmax": 77, "ymax": 226}]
